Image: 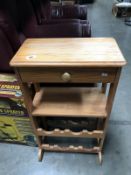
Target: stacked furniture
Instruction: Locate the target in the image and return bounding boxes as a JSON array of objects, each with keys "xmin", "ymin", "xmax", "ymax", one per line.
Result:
[
  {"xmin": 0, "ymin": 0, "xmax": 91, "ymax": 73},
  {"xmin": 51, "ymin": 0, "xmax": 95, "ymax": 4}
]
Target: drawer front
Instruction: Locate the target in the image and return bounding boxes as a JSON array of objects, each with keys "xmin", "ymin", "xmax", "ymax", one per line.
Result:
[{"xmin": 18, "ymin": 67, "xmax": 117, "ymax": 83}]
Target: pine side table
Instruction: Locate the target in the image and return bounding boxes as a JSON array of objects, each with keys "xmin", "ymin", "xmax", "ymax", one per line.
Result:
[{"xmin": 10, "ymin": 38, "xmax": 126, "ymax": 164}]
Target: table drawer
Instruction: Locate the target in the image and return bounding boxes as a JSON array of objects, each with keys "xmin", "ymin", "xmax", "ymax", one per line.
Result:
[{"xmin": 18, "ymin": 67, "xmax": 117, "ymax": 83}]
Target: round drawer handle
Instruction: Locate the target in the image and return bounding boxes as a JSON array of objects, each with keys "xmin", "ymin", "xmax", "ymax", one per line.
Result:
[{"xmin": 62, "ymin": 72, "xmax": 71, "ymax": 82}]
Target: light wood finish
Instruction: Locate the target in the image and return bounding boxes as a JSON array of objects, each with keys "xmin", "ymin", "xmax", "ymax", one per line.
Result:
[
  {"xmin": 32, "ymin": 88, "xmax": 107, "ymax": 117},
  {"xmin": 99, "ymin": 68, "xmax": 122, "ymax": 151},
  {"xmin": 42, "ymin": 144, "xmax": 100, "ymax": 153},
  {"xmin": 10, "ymin": 38, "xmax": 126, "ymax": 67},
  {"xmin": 14, "ymin": 68, "xmax": 42, "ymax": 147},
  {"xmin": 98, "ymin": 152, "xmax": 103, "ymax": 165},
  {"xmin": 10, "ymin": 38, "xmax": 126, "ymax": 163},
  {"xmin": 18, "ymin": 67, "xmax": 117, "ymax": 83},
  {"xmin": 38, "ymin": 148, "xmax": 43, "ymax": 161},
  {"xmin": 37, "ymin": 128, "xmax": 104, "ymax": 138}
]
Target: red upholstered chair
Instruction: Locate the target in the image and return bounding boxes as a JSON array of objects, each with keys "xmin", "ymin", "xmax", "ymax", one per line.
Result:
[
  {"xmin": 0, "ymin": 0, "xmax": 91, "ymax": 72},
  {"xmin": 32, "ymin": 0, "xmax": 88, "ymax": 21}
]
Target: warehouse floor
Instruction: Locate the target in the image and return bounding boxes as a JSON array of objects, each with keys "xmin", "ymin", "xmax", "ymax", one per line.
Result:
[{"xmin": 0, "ymin": 0, "xmax": 131, "ymax": 174}]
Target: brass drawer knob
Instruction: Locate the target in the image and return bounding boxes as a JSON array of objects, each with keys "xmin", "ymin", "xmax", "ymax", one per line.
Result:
[{"xmin": 62, "ymin": 72, "xmax": 71, "ymax": 82}]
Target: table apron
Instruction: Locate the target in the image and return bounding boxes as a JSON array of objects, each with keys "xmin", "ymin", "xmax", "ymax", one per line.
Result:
[{"xmin": 18, "ymin": 67, "xmax": 118, "ymax": 83}]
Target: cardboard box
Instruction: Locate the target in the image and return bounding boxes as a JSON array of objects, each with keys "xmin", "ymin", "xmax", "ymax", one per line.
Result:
[
  {"xmin": 0, "ymin": 74, "xmax": 36, "ymax": 146},
  {"xmin": 0, "ymin": 116, "xmax": 36, "ymax": 146},
  {"xmin": 0, "ymin": 74, "xmax": 28, "ymax": 117}
]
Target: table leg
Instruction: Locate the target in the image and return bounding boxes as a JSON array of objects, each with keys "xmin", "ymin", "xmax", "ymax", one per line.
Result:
[
  {"xmin": 38, "ymin": 148, "xmax": 44, "ymax": 161},
  {"xmin": 98, "ymin": 151, "xmax": 103, "ymax": 165},
  {"xmin": 102, "ymin": 83, "xmax": 107, "ymax": 93},
  {"xmin": 100, "ymin": 68, "xmax": 121, "ymax": 151},
  {"xmin": 34, "ymin": 83, "xmax": 40, "ymax": 92},
  {"xmin": 15, "ymin": 68, "xmax": 42, "ymax": 150}
]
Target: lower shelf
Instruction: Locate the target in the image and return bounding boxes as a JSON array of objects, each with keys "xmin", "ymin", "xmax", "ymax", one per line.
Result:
[
  {"xmin": 37, "ymin": 128, "xmax": 104, "ymax": 138},
  {"xmin": 32, "ymin": 87, "xmax": 107, "ymax": 118},
  {"xmin": 41, "ymin": 144, "xmax": 100, "ymax": 153},
  {"xmin": 38, "ymin": 144, "xmax": 103, "ymax": 164}
]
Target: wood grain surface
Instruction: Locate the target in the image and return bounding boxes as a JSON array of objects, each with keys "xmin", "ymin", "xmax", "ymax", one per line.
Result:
[
  {"xmin": 32, "ymin": 88, "xmax": 107, "ymax": 117},
  {"xmin": 10, "ymin": 38, "xmax": 126, "ymax": 67}
]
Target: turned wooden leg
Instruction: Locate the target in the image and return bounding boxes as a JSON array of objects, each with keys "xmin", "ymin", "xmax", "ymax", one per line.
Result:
[
  {"xmin": 38, "ymin": 148, "xmax": 43, "ymax": 161},
  {"xmin": 98, "ymin": 151, "xmax": 103, "ymax": 165}
]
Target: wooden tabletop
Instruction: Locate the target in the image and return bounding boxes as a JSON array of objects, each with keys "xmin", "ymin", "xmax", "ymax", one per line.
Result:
[{"xmin": 10, "ymin": 38, "xmax": 126, "ymax": 67}]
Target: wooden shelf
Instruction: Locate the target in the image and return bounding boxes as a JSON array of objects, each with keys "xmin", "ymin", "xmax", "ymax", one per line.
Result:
[
  {"xmin": 32, "ymin": 88, "xmax": 107, "ymax": 118},
  {"xmin": 11, "ymin": 38, "xmax": 125, "ymax": 163},
  {"xmin": 37, "ymin": 128, "xmax": 104, "ymax": 138},
  {"xmin": 41, "ymin": 144, "xmax": 100, "ymax": 153}
]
